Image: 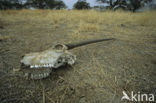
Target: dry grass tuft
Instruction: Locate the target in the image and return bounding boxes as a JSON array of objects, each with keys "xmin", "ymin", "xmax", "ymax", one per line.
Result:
[
  {"xmin": 0, "ymin": 35, "xmax": 10, "ymax": 41},
  {"xmin": 135, "ymin": 11, "xmax": 156, "ymax": 26},
  {"xmin": 0, "ymin": 19, "xmax": 5, "ymax": 29},
  {"xmin": 78, "ymin": 21, "xmax": 100, "ymax": 32}
]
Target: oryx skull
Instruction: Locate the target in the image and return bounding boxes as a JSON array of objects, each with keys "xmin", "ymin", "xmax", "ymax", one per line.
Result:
[
  {"xmin": 20, "ymin": 44, "xmax": 76, "ymax": 79},
  {"xmin": 20, "ymin": 38, "xmax": 114, "ymax": 80}
]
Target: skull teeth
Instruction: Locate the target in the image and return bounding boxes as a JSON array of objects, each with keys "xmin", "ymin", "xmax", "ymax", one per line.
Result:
[
  {"xmin": 30, "ymin": 64, "xmax": 54, "ymax": 68},
  {"xmin": 30, "ymin": 65, "xmax": 34, "ymax": 68},
  {"xmin": 46, "ymin": 64, "xmax": 49, "ymax": 67},
  {"xmin": 35, "ymin": 65, "xmax": 38, "ymax": 68}
]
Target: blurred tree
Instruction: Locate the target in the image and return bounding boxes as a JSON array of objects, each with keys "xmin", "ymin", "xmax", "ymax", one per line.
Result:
[
  {"xmin": 129, "ymin": 0, "xmax": 141, "ymax": 11},
  {"xmin": 129, "ymin": 0, "xmax": 153, "ymax": 11},
  {"xmin": 73, "ymin": 0, "xmax": 91, "ymax": 9},
  {"xmin": 28, "ymin": 0, "xmax": 66, "ymax": 9},
  {"xmin": 31, "ymin": 0, "xmax": 50, "ymax": 9},
  {"xmin": 0, "ymin": 0, "xmax": 22, "ymax": 9},
  {"xmin": 24, "ymin": 0, "xmax": 34, "ymax": 8},
  {"xmin": 46, "ymin": 0, "xmax": 56, "ymax": 9},
  {"xmin": 0, "ymin": 1, "xmax": 11, "ymax": 9},
  {"xmin": 0, "ymin": 0, "xmax": 66, "ymax": 9},
  {"xmin": 96, "ymin": 0, "xmax": 153, "ymax": 11},
  {"xmin": 54, "ymin": 0, "xmax": 67, "ymax": 9},
  {"xmin": 96, "ymin": 0, "xmax": 121, "ymax": 9}
]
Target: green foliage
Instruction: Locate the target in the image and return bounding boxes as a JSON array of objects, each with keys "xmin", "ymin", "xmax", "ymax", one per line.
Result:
[
  {"xmin": 0, "ymin": 0, "xmax": 23, "ymax": 9},
  {"xmin": 73, "ymin": 0, "xmax": 91, "ymax": 10},
  {"xmin": 130, "ymin": 0, "xmax": 152, "ymax": 11},
  {"xmin": 32, "ymin": 0, "xmax": 48, "ymax": 9},
  {"xmin": 30, "ymin": 0, "xmax": 67, "ymax": 9},
  {"xmin": 130, "ymin": 0, "xmax": 141, "ymax": 11},
  {"xmin": 96, "ymin": 0, "xmax": 153, "ymax": 11},
  {"xmin": 54, "ymin": 0, "xmax": 67, "ymax": 9},
  {"xmin": 0, "ymin": 0, "xmax": 66, "ymax": 10}
]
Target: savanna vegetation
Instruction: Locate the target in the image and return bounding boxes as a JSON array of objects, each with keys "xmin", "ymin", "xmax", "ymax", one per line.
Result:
[{"xmin": 0, "ymin": 9, "xmax": 156, "ymax": 103}]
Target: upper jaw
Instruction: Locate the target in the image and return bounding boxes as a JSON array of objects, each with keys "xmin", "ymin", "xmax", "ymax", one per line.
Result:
[
  {"xmin": 29, "ymin": 64, "xmax": 54, "ymax": 68},
  {"xmin": 20, "ymin": 63, "xmax": 53, "ymax": 80}
]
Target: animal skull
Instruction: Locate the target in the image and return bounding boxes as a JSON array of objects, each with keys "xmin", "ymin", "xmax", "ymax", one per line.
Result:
[
  {"xmin": 19, "ymin": 38, "xmax": 114, "ymax": 79},
  {"xmin": 20, "ymin": 44, "xmax": 76, "ymax": 79}
]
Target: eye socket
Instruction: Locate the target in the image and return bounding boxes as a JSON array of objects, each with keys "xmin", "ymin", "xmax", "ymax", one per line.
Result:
[
  {"xmin": 58, "ymin": 60, "xmax": 61, "ymax": 64},
  {"xmin": 57, "ymin": 58, "xmax": 62, "ymax": 64},
  {"xmin": 54, "ymin": 44, "xmax": 64, "ymax": 50}
]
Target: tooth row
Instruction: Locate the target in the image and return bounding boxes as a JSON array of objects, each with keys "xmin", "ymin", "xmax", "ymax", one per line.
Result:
[
  {"xmin": 30, "ymin": 64, "xmax": 54, "ymax": 68},
  {"xmin": 31, "ymin": 73, "xmax": 50, "ymax": 79}
]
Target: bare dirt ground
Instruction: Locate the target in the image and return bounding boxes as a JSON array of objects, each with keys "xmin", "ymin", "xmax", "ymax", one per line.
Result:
[{"xmin": 0, "ymin": 10, "xmax": 156, "ymax": 103}]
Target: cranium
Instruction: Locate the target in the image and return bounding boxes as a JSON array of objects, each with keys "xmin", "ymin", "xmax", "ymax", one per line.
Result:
[{"xmin": 20, "ymin": 44, "xmax": 76, "ymax": 79}]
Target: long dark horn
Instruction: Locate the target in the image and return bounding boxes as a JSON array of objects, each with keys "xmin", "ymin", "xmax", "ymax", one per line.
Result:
[{"xmin": 66, "ymin": 38, "xmax": 115, "ymax": 50}]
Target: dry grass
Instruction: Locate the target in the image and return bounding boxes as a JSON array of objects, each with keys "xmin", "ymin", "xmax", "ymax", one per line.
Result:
[
  {"xmin": 78, "ymin": 21, "xmax": 100, "ymax": 32},
  {"xmin": 0, "ymin": 19, "xmax": 5, "ymax": 29},
  {"xmin": 0, "ymin": 9, "xmax": 156, "ymax": 103},
  {"xmin": 0, "ymin": 10, "xmax": 156, "ymax": 39},
  {"xmin": 0, "ymin": 35, "xmax": 10, "ymax": 41},
  {"xmin": 1, "ymin": 9, "xmax": 155, "ymax": 41},
  {"xmin": 1, "ymin": 9, "xmax": 156, "ymax": 25}
]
